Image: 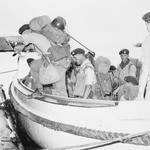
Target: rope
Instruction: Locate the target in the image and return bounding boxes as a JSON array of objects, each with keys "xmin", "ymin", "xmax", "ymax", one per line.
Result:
[
  {"xmin": 69, "ymin": 34, "xmax": 93, "ymax": 53},
  {"xmin": 0, "ymin": 69, "xmax": 18, "ymax": 75}
]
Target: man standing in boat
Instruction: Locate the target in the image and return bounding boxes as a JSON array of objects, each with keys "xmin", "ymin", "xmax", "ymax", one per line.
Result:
[
  {"xmin": 71, "ymin": 48, "xmax": 96, "ymax": 99},
  {"xmin": 137, "ymin": 12, "xmax": 150, "ymax": 100},
  {"xmin": 5, "ymin": 16, "xmax": 71, "ymax": 97}
]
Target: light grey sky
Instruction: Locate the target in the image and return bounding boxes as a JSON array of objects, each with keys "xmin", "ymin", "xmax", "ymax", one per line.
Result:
[
  {"xmin": 0, "ymin": 0, "xmax": 150, "ymax": 65},
  {"xmin": 1, "ymin": 3, "xmax": 150, "ymax": 149}
]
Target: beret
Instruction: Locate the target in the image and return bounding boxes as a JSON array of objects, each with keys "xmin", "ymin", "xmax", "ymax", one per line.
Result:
[
  {"xmin": 71, "ymin": 48, "xmax": 85, "ymax": 56},
  {"xmin": 109, "ymin": 65, "xmax": 116, "ymax": 71},
  {"xmin": 119, "ymin": 49, "xmax": 129, "ymax": 55},
  {"xmin": 142, "ymin": 12, "xmax": 150, "ymax": 22},
  {"xmin": 86, "ymin": 51, "xmax": 95, "ymax": 57},
  {"xmin": 18, "ymin": 24, "xmax": 30, "ymax": 34}
]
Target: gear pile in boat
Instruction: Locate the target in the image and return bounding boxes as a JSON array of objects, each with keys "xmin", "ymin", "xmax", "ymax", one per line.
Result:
[{"xmin": 4, "ymin": 15, "xmax": 143, "ymax": 100}]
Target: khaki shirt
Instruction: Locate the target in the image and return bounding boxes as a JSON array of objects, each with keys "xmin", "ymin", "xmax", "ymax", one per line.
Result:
[{"xmin": 73, "ymin": 59, "xmax": 96, "ymax": 97}]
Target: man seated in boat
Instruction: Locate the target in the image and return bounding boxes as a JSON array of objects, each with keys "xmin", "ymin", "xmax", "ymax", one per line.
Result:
[
  {"xmin": 93, "ymin": 56, "xmax": 116, "ymax": 100},
  {"xmin": 71, "ymin": 48, "xmax": 96, "ymax": 99}
]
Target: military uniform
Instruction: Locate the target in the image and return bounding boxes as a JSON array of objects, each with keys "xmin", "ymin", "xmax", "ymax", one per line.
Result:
[
  {"xmin": 73, "ymin": 59, "xmax": 96, "ymax": 98},
  {"xmin": 116, "ymin": 49, "xmax": 136, "ymax": 85},
  {"xmin": 71, "ymin": 48, "xmax": 96, "ymax": 98}
]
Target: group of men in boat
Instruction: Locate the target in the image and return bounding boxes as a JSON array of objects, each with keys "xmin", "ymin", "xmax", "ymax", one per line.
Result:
[{"xmin": 4, "ymin": 11, "xmax": 150, "ymax": 100}]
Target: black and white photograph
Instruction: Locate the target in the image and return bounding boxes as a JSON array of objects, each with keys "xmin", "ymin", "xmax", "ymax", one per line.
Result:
[{"xmin": 0, "ymin": 0, "xmax": 150, "ymax": 149}]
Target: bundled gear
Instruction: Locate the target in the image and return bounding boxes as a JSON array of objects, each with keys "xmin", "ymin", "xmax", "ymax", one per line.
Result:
[
  {"xmin": 29, "ymin": 15, "xmax": 70, "ymax": 45},
  {"xmin": 29, "ymin": 15, "xmax": 51, "ymax": 31},
  {"xmin": 48, "ymin": 44, "xmax": 71, "ymax": 62},
  {"xmin": 41, "ymin": 25, "xmax": 70, "ymax": 45}
]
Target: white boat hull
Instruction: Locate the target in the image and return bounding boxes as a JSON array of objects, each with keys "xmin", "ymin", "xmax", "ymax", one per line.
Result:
[{"xmin": 9, "ymin": 78, "xmax": 150, "ymax": 149}]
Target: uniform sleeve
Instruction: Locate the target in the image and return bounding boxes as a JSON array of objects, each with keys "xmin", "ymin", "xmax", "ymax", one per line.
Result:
[
  {"xmin": 129, "ymin": 64, "xmax": 136, "ymax": 77},
  {"xmin": 84, "ymin": 67, "xmax": 96, "ymax": 85}
]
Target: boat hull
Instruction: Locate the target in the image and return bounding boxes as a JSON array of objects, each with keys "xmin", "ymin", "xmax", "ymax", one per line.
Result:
[{"xmin": 9, "ymin": 78, "xmax": 150, "ymax": 149}]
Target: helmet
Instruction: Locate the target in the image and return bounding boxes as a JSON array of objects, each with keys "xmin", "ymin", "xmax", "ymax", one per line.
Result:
[{"xmin": 51, "ymin": 16, "xmax": 66, "ymax": 31}]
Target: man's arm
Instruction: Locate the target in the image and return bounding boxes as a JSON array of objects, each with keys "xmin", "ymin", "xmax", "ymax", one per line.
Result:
[
  {"xmin": 137, "ymin": 63, "xmax": 149, "ymax": 100},
  {"xmin": 83, "ymin": 67, "xmax": 96, "ymax": 99},
  {"xmin": 83, "ymin": 85, "xmax": 92, "ymax": 99}
]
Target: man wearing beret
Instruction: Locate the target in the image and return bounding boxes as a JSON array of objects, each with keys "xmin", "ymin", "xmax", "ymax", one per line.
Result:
[
  {"xmin": 71, "ymin": 48, "xmax": 96, "ymax": 99},
  {"xmin": 116, "ymin": 49, "xmax": 136, "ymax": 86},
  {"xmin": 137, "ymin": 12, "xmax": 150, "ymax": 100}
]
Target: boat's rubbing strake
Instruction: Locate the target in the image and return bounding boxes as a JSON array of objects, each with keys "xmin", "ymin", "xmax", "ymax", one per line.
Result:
[{"xmin": 14, "ymin": 78, "xmax": 118, "ymax": 108}]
